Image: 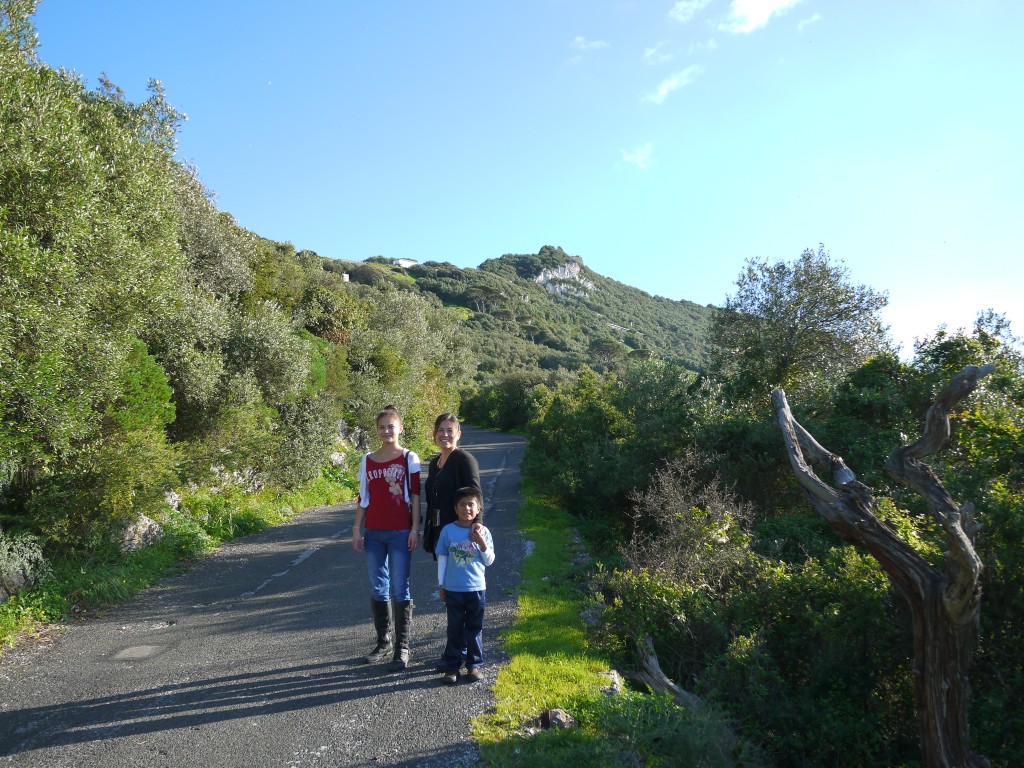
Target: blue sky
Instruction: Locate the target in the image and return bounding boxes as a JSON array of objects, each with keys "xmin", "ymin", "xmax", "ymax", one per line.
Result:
[{"xmin": 31, "ymin": 0, "xmax": 1023, "ymax": 355}]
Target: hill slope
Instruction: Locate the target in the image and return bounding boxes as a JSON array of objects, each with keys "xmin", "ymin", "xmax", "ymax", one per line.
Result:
[{"xmin": 332, "ymin": 245, "xmax": 714, "ymax": 383}]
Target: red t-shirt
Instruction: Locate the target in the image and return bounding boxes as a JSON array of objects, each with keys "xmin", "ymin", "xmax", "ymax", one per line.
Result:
[{"xmin": 361, "ymin": 454, "xmax": 421, "ymax": 530}]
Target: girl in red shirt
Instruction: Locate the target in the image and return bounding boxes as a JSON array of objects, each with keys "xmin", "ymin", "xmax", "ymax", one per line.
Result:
[{"xmin": 352, "ymin": 405, "xmax": 421, "ymax": 670}]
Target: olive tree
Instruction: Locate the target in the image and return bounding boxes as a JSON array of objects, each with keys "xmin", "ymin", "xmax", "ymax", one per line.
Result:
[{"xmin": 710, "ymin": 245, "xmax": 890, "ymax": 400}]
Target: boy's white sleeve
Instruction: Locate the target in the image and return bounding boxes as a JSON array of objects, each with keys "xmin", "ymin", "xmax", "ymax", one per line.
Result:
[
  {"xmin": 480, "ymin": 527, "xmax": 495, "ymax": 566},
  {"xmin": 437, "ymin": 555, "xmax": 447, "ymax": 587}
]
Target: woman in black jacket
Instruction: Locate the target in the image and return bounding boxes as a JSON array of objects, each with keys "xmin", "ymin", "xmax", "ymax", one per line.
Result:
[{"xmin": 422, "ymin": 412, "xmax": 481, "ymax": 558}]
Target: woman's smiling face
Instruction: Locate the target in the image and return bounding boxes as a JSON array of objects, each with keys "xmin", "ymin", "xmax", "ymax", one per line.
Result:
[{"xmin": 434, "ymin": 419, "xmax": 460, "ymax": 450}]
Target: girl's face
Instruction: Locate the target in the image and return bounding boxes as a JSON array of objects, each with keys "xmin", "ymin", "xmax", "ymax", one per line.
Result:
[
  {"xmin": 434, "ymin": 419, "xmax": 461, "ymax": 450},
  {"xmin": 455, "ymin": 495, "xmax": 481, "ymax": 523},
  {"xmin": 376, "ymin": 415, "xmax": 402, "ymax": 445}
]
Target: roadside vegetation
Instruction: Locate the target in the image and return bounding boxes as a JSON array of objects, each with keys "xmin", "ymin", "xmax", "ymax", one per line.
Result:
[{"xmin": 488, "ymin": 302, "xmax": 1024, "ymax": 767}]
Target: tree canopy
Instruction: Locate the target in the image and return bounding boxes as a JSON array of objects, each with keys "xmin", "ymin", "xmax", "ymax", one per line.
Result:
[{"xmin": 709, "ymin": 244, "xmax": 890, "ymax": 400}]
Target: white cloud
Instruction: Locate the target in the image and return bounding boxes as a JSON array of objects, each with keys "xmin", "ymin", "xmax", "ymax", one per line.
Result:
[
  {"xmin": 720, "ymin": 0, "xmax": 804, "ymax": 33},
  {"xmin": 643, "ymin": 65, "xmax": 703, "ymax": 105},
  {"xmin": 669, "ymin": 0, "xmax": 713, "ymax": 24},
  {"xmin": 622, "ymin": 142, "xmax": 654, "ymax": 170},
  {"xmin": 643, "ymin": 41, "xmax": 673, "ymax": 65},
  {"xmin": 797, "ymin": 12, "xmax": 821, "ymax": 31},
  {"xmin": 571, "ymin": 36, "xmax": 609, "ymax": 51},
  {"xmin": 689, "ymin": 37, "xmax": 718, "ymax": 54}
]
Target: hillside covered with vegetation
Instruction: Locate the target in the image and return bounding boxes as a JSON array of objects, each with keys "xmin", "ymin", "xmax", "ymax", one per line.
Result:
[
  {"xmin": 338, "ymin": 246, "xmax": 712, "ymax": 378},
  {"xmin": 325, "ymin": 245, "xmax": 714, "ymax": 429}
]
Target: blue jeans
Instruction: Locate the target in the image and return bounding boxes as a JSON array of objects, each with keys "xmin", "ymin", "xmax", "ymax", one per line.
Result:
[
  {"xmin": 442, "ymin": 590, "xmax": 486, "ymax": 670},
  {"xmin": 364, "ymin": 528, "xmax": 412, "ymax": 602}
]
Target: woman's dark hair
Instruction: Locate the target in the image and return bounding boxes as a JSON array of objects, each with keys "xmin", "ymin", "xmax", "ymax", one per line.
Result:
[{"xmin": 433, "ymin": 412, "xmax": 460, "ymax": 432}]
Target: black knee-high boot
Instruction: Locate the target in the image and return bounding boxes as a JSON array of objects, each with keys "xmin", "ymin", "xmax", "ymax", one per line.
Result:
[
  {"xmin": 387, "ymin": 599, "xmax": 414, "ymax": 671},
  {"xmin": 364, "ymin": 599, "xmax": 392, "ymax": 664}
]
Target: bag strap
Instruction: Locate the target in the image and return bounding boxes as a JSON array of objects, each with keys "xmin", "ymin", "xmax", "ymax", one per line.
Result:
[{"xmin": 403, "ymin": 449, "xmax": 410, "ymax": 501}]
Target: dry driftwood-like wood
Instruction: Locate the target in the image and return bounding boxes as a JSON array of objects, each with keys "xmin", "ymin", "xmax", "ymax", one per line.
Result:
[
  {"xmin": 773, "ymin": 364, "xmax": 995, "ymax": 768},
  {"xmin": 626, "ymin": 634, "xmax": 703, "ymax": 710}
]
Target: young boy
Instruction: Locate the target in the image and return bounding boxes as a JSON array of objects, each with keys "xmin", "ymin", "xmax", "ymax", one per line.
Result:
[{"xmin": 436, "ymin": 486, "xmax": 495, "ymax": 685}]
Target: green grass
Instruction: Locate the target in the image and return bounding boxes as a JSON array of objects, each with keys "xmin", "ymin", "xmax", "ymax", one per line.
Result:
[{"xmin": 473, "ymin": 492, "xmax": 761, "ymax": 768}]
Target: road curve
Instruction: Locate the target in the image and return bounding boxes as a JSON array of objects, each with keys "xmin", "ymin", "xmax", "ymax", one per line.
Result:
[{"xmin": 0, "ymin": 426, "xmax": 526, "ymax": 768}]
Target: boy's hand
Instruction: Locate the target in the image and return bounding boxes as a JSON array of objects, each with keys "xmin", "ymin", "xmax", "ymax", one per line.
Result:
[
  {"xmin": 438, "ymin": 587, "xmax": 446, "ymax": 603},
  {"xmin": 470, "ymin": 523, "xmax": 486, "ymax": 550}
]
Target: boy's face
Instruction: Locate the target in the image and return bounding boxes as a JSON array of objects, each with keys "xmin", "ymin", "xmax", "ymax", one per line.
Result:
[{"xmin": 455, "ymin": 496, "xmax": 481, "ymax": 523}]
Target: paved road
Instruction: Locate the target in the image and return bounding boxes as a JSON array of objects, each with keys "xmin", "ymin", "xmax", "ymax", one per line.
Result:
[{"xmin": 0, "ymin": 426, "xmax": 526, "ymax": 768}]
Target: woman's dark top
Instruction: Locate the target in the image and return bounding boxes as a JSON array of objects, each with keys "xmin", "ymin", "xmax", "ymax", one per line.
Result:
[{"xmin": 422, "ymin": 448, "xmax": 481, "ymax": 555}]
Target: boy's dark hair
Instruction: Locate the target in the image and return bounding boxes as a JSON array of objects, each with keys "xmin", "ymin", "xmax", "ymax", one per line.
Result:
[{"xmin": 455, "ymin": 486, "xmax": 484, "ymax": 521}]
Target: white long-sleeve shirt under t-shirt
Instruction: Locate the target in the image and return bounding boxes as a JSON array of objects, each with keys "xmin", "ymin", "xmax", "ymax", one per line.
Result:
[{"xmin": 436, "ymin": 522, "xmax": 495, "ymax": 592}]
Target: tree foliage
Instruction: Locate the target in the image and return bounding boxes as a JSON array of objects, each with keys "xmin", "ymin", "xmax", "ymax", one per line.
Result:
[{"xmin": 708, "ymin": 245, "xmax": 890, "ymax": 401}]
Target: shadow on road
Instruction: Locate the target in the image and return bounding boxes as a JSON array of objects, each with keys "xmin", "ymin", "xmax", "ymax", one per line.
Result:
[{"xmin": 2, "ymin": 659, "xmax": 446, "ymax": 756}]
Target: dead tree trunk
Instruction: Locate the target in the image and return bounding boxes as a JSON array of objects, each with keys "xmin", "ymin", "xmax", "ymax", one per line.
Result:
[{"xmin": 772, "ymin": 364, "xmax": 994, "ymax": 768}]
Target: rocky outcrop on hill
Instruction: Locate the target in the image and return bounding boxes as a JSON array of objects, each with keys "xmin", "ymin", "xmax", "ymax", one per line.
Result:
[{"xmin": 534, "ymin": 261, "xmax": 595, "ymax": 297}]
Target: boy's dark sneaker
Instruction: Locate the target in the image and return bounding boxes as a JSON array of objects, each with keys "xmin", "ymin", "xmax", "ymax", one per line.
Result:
[
  {"xmin": 465, "ymin": 667, "xmax": 484, "ymax": 683},
  {"xmin": 441, "ymin": 670, "xmax": 458, "ymax": 686}
]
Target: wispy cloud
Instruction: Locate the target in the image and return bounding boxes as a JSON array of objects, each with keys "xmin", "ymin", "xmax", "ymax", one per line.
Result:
[
  {"xmin": 669, "ymin": 0, "xmax": 713, "ymax": 24},
  {"xmin": 571, "ymin": 36, "xmax": 609, "ymax": 51},
  {"xmin": 622, "ymin": 142, "xmax": 654, "ymax": 170},
  {"xmin": 643, "ymin": 41, "xmax": 674, "ymax": 66},
  {"xmin": 797, "ymin": 12, "xmax": 821, "ymax": 32},
  {"xmin": 689, "ymin": 37, "xmax": 718, "ymax": 55},
  {"xmin": 720, "ymin": 0, "xmax": 804, "ymax": 33},
  {"xmin": 643, "ymin": 65, "xmax": 703, "ymax": 105}
]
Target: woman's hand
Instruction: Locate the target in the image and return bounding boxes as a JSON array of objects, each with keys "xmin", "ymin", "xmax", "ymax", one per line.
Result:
[
  {"xmin": 407, "ymin": 530, "xmax": 420, "ymax": 552},
  {"xmin": 351, "ymin": 529, "xmax": 364, "ymax": 552}
]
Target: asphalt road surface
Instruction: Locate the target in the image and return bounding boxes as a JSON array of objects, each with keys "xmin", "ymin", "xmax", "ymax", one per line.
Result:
[{"xmin": 0, "ymin": 426, "xmax": 526, "ymax": 768}]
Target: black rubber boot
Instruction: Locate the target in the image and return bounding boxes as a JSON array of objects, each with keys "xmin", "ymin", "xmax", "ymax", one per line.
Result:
[
  {"xmin": 363, "ymin": 599, "xmax": 392, "ymax": 664},
  {"xmin": 386, "ymin": 599, "xmax": 414, "ymax": 671}
]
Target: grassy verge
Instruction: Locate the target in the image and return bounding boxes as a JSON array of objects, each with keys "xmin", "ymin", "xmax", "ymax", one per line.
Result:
[
  {"xmin": 0, "ymin": 471, "xmax": 355, "ymax": 653},
  {"xmin": 473, "ymin": 493, "xmax": 760, "ymax": 768}
]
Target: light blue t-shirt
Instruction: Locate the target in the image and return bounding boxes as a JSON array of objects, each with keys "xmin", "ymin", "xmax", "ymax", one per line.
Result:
[{"xmin": 436, "ymin": 522, "xmax": 495, "ymax": 592}]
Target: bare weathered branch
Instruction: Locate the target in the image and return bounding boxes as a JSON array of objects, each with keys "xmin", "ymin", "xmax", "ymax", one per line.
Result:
[
  {"xmin": 884, "ymin": 365, "xmax": 994, "ymax": 623},
  {"xmin": 773, "ymin": 388, "xmax": 933, "ymax": 594},
  {"xmin": 897, "ymin": 364, "xmax": 996, "ymax": 463},
  {"xmin": 772, "ymin": 388, "xmax": 843, "ymax": 509}
]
